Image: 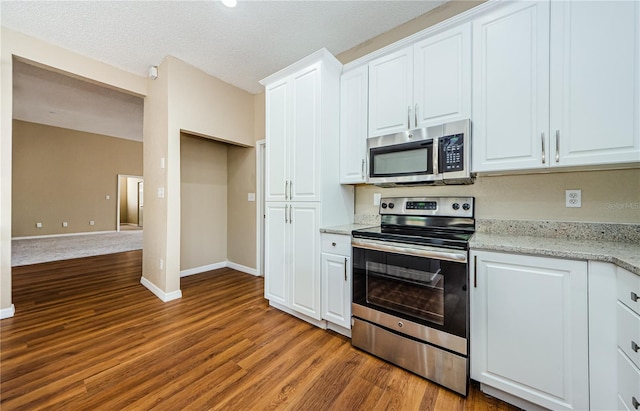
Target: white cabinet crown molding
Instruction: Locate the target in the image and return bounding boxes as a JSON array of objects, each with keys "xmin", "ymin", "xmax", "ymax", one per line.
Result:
[
  {"xmin": 260, "ymin": 48, "xmax": 342, "ymax": 86},
  {"xmin": 342, "ymin": 0, "xmax": 500, "ymax": 72}
]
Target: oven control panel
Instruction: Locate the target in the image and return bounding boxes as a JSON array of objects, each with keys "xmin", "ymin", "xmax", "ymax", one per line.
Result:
[{"xmin": 380, "ymin": 196, "xmax": 474, "ymax": 218}]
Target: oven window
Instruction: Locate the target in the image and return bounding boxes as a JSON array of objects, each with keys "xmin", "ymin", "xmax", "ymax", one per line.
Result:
[
  {"xmin": 366, "ymin": 256, "xmax": 444, "ymax": 325},
  {"xmin": 370, "ymin": 141, "xmax": 433, "ymax": 177}
]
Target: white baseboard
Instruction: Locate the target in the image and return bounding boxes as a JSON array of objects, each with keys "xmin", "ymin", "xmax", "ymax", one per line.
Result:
[
  {"xmin": 0, "ymin": 304, "xmax": 16, "ymax": 320},
  {"xmin": 140, "ymin": 277, "xmax": 182, "ymax": 302},
  {"xmin": 12, "ymin": 231, "xmax": 116, "ymax": 240},
  {"xmin": 226, "ymin": 261, "xmax": 259, "ymax": 276},
  {"xmin": 180, "ymin": 262, "xmax": 226, "ymax": 277},
  {"xmin": 180, "ymin": 261, "xmax": 258, "ymax": 277}
]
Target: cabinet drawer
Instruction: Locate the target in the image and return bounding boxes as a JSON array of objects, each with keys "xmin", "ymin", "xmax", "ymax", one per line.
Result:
[
  {"xmin": 618, "ymin": 267, "xmax": 640, "ymax": 316},
  {"xmin": 618, "ymin": 349, "xmax": 640, "ymax": 411},
  {"xmin": 321, "ymin": 234, "xmax": 351, "ymax": 256},
  {"xmin": 618, "ymin": 301, "xmax": 640, "ymax": 369}
]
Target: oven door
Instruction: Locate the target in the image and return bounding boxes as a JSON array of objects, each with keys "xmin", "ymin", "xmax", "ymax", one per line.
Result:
[{"xmin": 352, "ymin": 240, "xmax": 468, "ymax": 341}]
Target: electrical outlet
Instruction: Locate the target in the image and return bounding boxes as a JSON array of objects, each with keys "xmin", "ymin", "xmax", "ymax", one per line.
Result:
[
  {"xmin": 157, "ymin": 187, "xmax": 165, "ymax": 199},
  {"xmin": 373, "ymin": 193, "xmax": 382, "ymax": 206},
  {"xmin": 36, "ymin": 222, "xmax": 42, "ymax": 228},
  {"xmin": 62, "ymin": 221, "xmax": 68, "ymax": 227},
  {"xmin": 159, "ymin": 259, "xmax": 164, "ymax": 270},
  {"xmin": 248, "ymin": 193, "xmax": 256, "ymax": 202},
  {"xmin": 566, "ymin": 190, "xmax": 582, "ymax": 208},
  {"xmin": 90, "ymin": 220, "xmax": 95, "ymax": 226},
  {"xmin": 105, "ymin": 195, "xmax": 110, "ymax": 200}
]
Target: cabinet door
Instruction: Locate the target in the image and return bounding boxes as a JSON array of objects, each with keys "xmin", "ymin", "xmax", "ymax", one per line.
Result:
[
  {"xmin": 264, "ymin": 203, "xmax": 288, "ymax": 305},
  {"xmin": 321, "ymin": 253, "xmax": 351, "ymax": 329},
  {"xmin": 368, "ymin": 47, "xmax": 413, "ymax": 137},
  {"xmin": 289, "ymin": 203, "xmax": 321, "ymax": 320},
  {"xmin": 339, "ymin": 65, "xmax": 368, "ymax": 184},
  {"xmin": 470, "ymin": 251, "xmax": 589, "ymax": 411},
  {"xmin": 290, "ymin": 63, "xmax": 321, "ymax": 202},
  {"xmin": 265, "ymin": 79, "xmax": 289, "ymax": 201},
  {"xmin": 414, "ymin": 23, "xmax": 471, "ymax": 128},
  {"xmin": 550, "ymin": 1, "xmax": 640, "ymax": 167},
  {"xmin": 472, "ymin": 1, "xmax": 550, "ymax": 172}
]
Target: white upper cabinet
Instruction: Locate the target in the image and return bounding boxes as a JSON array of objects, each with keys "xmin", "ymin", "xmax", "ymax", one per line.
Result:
[
  {"xmin": 414, "ymin": 23, "xmax": 471, "ymax": 128},
  {"xmin": 550, "ymin": 0, "xmax": 640, "ymax": 167},
  {"xmin": 368, "ymin": 47, "xmax": 414, "ymax": 137},
  {"xmin": 265, "ymin": 78, "xmax": 290, "ymax": 200},
  {"xmin": 368, "ymin": 23, "xmax": 472, "ymax": 138},
  {"xmin": 472, "ymin": 1, "xmax": 551, "ymax": 172},
  {"xmin": 473, "ymin": 0, "xmax": 640, "ymax": 173},
  {"xmin": 339, "ymin": 65, "xmax": 368, "ymax": 184}
]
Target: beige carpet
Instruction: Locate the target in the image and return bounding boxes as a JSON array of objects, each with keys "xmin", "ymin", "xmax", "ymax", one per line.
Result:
[{"xmin": 11, "ymin": 231, "xmax": 143, "ymax": 267}]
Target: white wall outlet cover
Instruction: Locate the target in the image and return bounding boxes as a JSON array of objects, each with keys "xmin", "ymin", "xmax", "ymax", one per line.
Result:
[
  {"xmin": 373, "ymin": 193, "xmax": 382, "ymax": 206},
  {"xmin": 248, "ymin": 193, "xmax": 256, "ymax": 202},
  {"xmin": 157, "ymin": 187, "xmax": 165, "ymax": 199},
  {"xmin": 62, "ymin": 222, "xmax": 68, "ymax": 227},
  {"xmin": 565, "ymin": 189, "xmax": 582, "ymax": 208},
  {"xmin": 36, "ymin": 222, "xmax": 42, "ymax": 228},
  {"xmin": 90, "ymin": 220, "xmax": 95, "ymax": 226},
  {"xmin": 160, "ymin": 157, "xmax": 165, "ymax": 169},
  {"xmin": 105, "ymin": 195, "xmax": 110, "ymax": 200}
]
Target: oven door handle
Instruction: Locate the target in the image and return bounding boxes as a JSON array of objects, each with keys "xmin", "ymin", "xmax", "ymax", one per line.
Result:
[{"xmin": 352, "ymin": 238, "xmax": 467, "ymax": 263}]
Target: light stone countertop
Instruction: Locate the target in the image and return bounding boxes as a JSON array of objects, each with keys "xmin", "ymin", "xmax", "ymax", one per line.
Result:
[
  {"xmin": 470, "ymin": 232, "xmax": 640, "ymax": 276},
  {"xmin": 320, "ymin": 224, "xmax": 375, "ymax": 236}
]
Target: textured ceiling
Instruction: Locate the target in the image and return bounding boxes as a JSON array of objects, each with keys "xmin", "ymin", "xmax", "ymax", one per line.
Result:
[{"xmin": 1, "ymin": 0, "xmax": 446, "ymax": 94}]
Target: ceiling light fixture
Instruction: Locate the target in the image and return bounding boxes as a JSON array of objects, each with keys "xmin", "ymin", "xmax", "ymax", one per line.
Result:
[{"xmin": 221, "ymin": 0, "xmax": 237, "ymax": 8}]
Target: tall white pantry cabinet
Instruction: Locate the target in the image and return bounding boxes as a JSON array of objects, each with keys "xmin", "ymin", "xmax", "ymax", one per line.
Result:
[{"xmin": 260, "ymin": 49, "xmax": 354, "ymax": 324}]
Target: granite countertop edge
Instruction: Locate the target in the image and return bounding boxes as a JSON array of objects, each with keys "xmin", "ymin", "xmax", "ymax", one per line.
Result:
[
  {"xmin": 470, "ymin": 232, "xmax": 640, "ymax": 276},
  {"xmin": 320, "ymin": 224, "xmax": 374, "ymax": 236}
]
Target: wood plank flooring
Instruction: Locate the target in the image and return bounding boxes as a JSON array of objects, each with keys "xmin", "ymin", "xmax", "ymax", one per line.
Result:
[{"xmin": 1, "ymin": 251, "xmax": 519, "ymax": 410}]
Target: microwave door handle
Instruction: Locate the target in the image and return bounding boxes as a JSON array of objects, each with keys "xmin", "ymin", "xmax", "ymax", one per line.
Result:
[
  {"xmin": 407, "ymin": 105, "xmax": 411, "ymax": 130},
  {"xmin": 414, "ymin": 103, "xmax": 418, "ymax": 128}
]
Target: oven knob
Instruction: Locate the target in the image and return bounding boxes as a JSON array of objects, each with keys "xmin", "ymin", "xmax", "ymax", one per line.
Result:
[
  {"xmin": 462, "ymin": 203, "xmax": 471, "ymax": 211},
  {"xmin": 388, "ymin": 203, "xmax": 395, "ymax": 209},
  {"xmin": 381, "ymin": 203, "xmax": 387, "ymax": 209},
  {"xmin": 452, "ymin": 203, "xmax": 460, "ymax": 210},
  {"xmin": 397, "ymin": 321, "xmax": 404, "ymax": 328}
]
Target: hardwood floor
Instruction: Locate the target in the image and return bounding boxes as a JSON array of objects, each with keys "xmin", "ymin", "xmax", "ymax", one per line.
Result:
[{"xmin": 1, "ymin": 251, "xmax": 519, "ymax": 410}]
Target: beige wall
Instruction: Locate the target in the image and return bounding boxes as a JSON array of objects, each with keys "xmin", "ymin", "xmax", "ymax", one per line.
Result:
[
  {"xmin": 355, "ymin": 169, "xmax": 640, "ymax": 224},
  {"xmin": 2, "ymin": 27, "xmax": 147, "ymax": 314},
  {"xmin": 11, "ymin": 120, "xmax": 142, "ymax": 237},
  {"xmin": 180, "ymin": 133, "xmax": 228, "ymax": 271}
]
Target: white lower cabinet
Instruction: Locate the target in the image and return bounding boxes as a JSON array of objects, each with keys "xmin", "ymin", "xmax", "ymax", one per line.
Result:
[
  {"xmin": 265, "ymin": 202, "xmax": 321, "ymax": 320},
  {"xmin": 320, "ymin": 233, "xmax": 352, "ymax": 335},
  {"xmin": 470, "ymin": 250, "xmax": 589, "ymax": 411}
]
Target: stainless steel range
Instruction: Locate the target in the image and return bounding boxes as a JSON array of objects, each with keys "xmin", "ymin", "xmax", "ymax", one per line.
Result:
[{"xmin": 351, "ymin": 196, "xmax": 474, "ymax": 395}]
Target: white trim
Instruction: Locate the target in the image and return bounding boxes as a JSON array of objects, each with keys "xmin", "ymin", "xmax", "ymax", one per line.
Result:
[
  {"xmin": 227, "ymin": 261, "xmax": 258, "ymax": 276},
  {"xmin": 259, "ymin": 48, "xmax": 341, "ymax": 86},
  {"xmin": 0, "ymin": 304, "xmax": 15, "ymax": 320},
  {"xmin": 180, "ymin": 262, "xmax": 226, "ymax": 277},
  {"xmin": 180, "ymin": 261, "xmax": 259, "ymax": 277},
  {"xmin": 117, "ymin": 174, "xmax": 143, "ymax": 232},
  {"xmin": 140, "ymin": 277, "xmax": 182, "ymax": 302},
  {"xmin": 256, "ymin": 139, "xmax": 266, "ymax": 277},
  {"xmin": 12, "ymin": 230, "xmax": 116, "ymax": 240}
]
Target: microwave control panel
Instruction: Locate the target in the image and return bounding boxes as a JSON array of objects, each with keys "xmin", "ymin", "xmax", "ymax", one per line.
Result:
[{"xmin": 439, "ymin": 133, "xmax": 464, "ymax": 172}]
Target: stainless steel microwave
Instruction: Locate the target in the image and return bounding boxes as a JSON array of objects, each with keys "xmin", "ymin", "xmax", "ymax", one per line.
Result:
[{"xmin": 366, "ymin": 119, "xmax": 473, "ymax": 186}]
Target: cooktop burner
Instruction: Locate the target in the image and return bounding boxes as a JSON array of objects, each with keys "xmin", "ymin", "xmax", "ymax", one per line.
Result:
[{"xmin": 352, "ymin": 196, "xmax": 475, "ymax": 250}]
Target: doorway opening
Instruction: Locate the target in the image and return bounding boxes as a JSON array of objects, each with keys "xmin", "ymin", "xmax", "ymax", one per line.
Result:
[{"xmin": 117, "ymin": 175, "xmax": 144, "ymax": 232}]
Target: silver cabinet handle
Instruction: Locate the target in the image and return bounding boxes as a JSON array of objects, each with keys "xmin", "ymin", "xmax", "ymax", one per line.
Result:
[
  {"xmin": 344, "ymin": 257, "xmax": 348, "ymax": 281},
  {"xmin": 407, "ymin": 105, "xmax": 411, "ymax": 129},
  {"xmin": 289, "ymin": 204, "xmax": 292, "ymax": 224},
  {"xmin": 414, "ymin": 103, "xmax": 418, "ymax": 128},
  {"xmin": 284, "ymin": 205, "xmax": 288, "ymax": 223},
  {"xmin": 285, "ymin": 181, "xmax": 288, "ymax": 199},
  {"xmin": 289, "ymin": 181, "xmax": 293, "ymax": 200},
  {"xmin": 361, "ymin": 159, "xmax": 365, "ymax": 180},
  {"xmin": 632, "ymin": 341, "xmax": 639, "ymax": 353},
  {"xmin": 555, "ymin": 130, "xmax": 560, "ymax": 163},
  {"xmin": 473, "ymin": 255, "xmax": 477, "ymax": 288},
  {"xmin": 632, "ymin": 292, "xmax": 639, "ymax": 302},
  {"xmin": 541, "ymin": 133, "xmax": 546, "ymax": 164}
]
